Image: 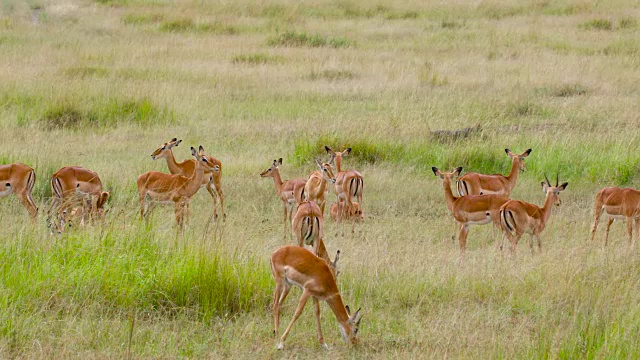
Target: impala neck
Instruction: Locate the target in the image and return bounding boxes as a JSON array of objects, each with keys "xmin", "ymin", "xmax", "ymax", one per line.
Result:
[
  {"xmin": 335, "ymin": 156, "xmax": 343, "ymax": 173},
  {"xmin": 505, "ymin": 158, "xmax": 520, "ymax": 191},
  {"xmin": 184, "ymin": 160, "xmax": 206, "ymax": 195},
  {"xmin": 441, "ymin": 176, "xmax": 458, "ymax": 212},
  {"xmin": 540, "ymin": 192, "xmax": 556, "ymax": 226},
  {"xmin": 163, "ymin": 149, "xmax": 184, "ymax": 174},
  {"xmin": 271, "ymin": 169, "xmax": 285, "ymax": 195}
]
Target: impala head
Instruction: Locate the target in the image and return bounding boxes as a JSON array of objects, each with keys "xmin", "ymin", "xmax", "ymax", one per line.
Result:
[
  {"xmin": 325, "ymin": 146, "xmax": 351, "ymax": 172},
  {"xmin": 541, "ymin": 174, "xmax": 568, "ymax": 206},
  {"xmin": 151, "ymin": 138, "xmax": 182, "ymax": 160},
  {"xmin": 315, "ymin": 157, "xmax": 336, "ymax": 184},
  {"xmin": 432, "ymin": 166, "xmax": 463, "ymax": 181},
  {"xmin": 96, "ymin": 191, "xmax": 110, "ymax": 218},
  {"xmin": 342, "ymin": 305, "xmax": 363, "ymax": 345},
  {"xmin": 260, "ymin": 158, "xmax": 282, "ymax": 178},
  {"xmin": 192, "ymin": 146, "xmax": 219, "ymax": 172},
  {"xmin": 505, "ymin": 148, "xmax": 532, "ymax": 173}
]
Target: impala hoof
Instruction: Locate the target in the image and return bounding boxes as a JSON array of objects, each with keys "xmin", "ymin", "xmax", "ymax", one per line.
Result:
[
  {"xmin": 321, "ymin": 343, "xmax": 329, "ymax": 350},
  {"xmin": 277, "ymin": 343, "xmax": 284, "ymax": 350}
]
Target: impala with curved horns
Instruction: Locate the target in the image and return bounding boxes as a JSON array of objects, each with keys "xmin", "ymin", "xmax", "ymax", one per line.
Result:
[
  {"xmin": 49, "ymin": 166, "xmax": 110, "ymax": 232},
  {"xmin": 260, "ymin": 158, "xmax": 306, "ymax": 240},
  {"xmin": 138, "ymin": 146, "xmax": 218, "ymax": 229},
  {"xmin": 500, "ymin": 174, "xmax": 568, "ymax": 255},
  {"xmin": 0, "ymin": 163, "xmax": 37, "ymax": 219},
  {"xmin": 325, "ymin": 146, "xmax": 364, "ymax": 235},
  {"xmin": 271, "ymin": 245, "xmax": 361, "ymax": 350},
  {"xmin": 590, "ymin": 187, "xmax": 640, "ymax": 246},
  {"xmin": 151, "ymin": 138, "xmax": 225, "ymax": 221},
  {"xmin": 457, "ymin": 148, "xmax": 532, "ymax": 196},
  {"xmin": 433, "ymin": 167, "xmax": 510, "ymax": 263},
  {"xmin": 304, "ymin": 157, "xmax": 336, "ymax": 215}
]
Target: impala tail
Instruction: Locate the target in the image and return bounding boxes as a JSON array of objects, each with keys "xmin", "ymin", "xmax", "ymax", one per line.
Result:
[
  {"xmin": 26, "ymin": 169, "xmax": 37, "ymax": 212},
  {"xmin": 350, "ymin": 177, "xmax": 363, "ymax": 197},
  {"xmin": 301, "ymin": 216, "xmax": 321, "ymax": 246},
  {"xmin": 456, "ymin": 179, "xmax": 469, "ymax": 196},
  {"xmin": 501, "ymin": 208, "xmax": 517, "ymax": 235}
]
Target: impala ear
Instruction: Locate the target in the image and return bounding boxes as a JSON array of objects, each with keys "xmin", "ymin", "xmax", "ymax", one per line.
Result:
[
  {"xmin": 198, "ymin": 145, "xmax": 205, "ymax": 155},
  {"xmin": 522, "ymin": 148, "xmax": 532, "ymax": 157},
  {"xmin": 558, "ymin": 182, "xmax": 568, "ymax": 191},
  {"xmin": 325, "ymin": 145, "xmax": 334, "ymax": 155},
  {"xmin": 332, "ymin": 250, "xmax": 340, "ymax": 267},
  {"xmin": 505, "ymin": 148, "xmax": 512, "ymax": 157},
  {"xmin": 343, "ymin": 148, "xmax": 352, "ymax": 156},
  {"xmin": 432, "ymin": 167, "xmax": 443, "ymax": 179},
  {"xmin": 541, "ymin": 182, "xmax": 549, "ymax": 193},
  {"xmin": 314, "ymin": 157, "xmax": 322, "ymax": 167},
  {"xmin": 277, "ymin": 158, "xmax": 283, "ymax": 165},
  {"xmin": 345, "ymin": 305, "xmax": 351, "ymax": 315},
  {"xmin": 191, "ymin": 147, "xmax": 197, "ymax": 157},
  {"xmin": 454, "ymin": 167, "xmax": 463, "ymax": 176}
]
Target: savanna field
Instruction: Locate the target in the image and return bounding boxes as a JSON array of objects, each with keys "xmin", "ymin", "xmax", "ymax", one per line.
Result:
[{"xmin": 1, "ymin": 0, "xmax": 640, "ymax": 358}]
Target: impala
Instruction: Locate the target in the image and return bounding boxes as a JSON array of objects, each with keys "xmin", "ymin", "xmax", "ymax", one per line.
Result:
[
  {"xmin": 590, "ymin": 187, "xmax": 640, "ymax": 246},
  {"xmin": 49, "ymin": 166, "xmax": 110, "ymax": 232},
  {"xmin": 432, "ymin": 167, "xmax": 510, "ymax": 262},
  {"xmin": 325, "ymin": 146, "xmax": 364, "ymax": 235},
  {"xmin": 304, "ymin": 157, "xmax": 336, "ymax": 215},
  {"xmin": 500, "ymin": 175, "xmax": 568, "ymax": 255},
  {"xmin": 151, "ymin": 138, "xmax": 225, "ymax": 221},
  {"xmin": 260, "ymin": 158, "xmax": 307, "ymax": 239},
  {"xmin": 137, "ymin": 146, "xmax": 218, "ymax": 229},
  {"xmin": 457, "ymin": 148, "xmax": 532, "ymax": 196},
  {"xmin": 271, "ymin": 245, "xmax": 362, "ymax": 350},
  {"xmin": 0, "ymin": 163, "xmax": 37, "ymax": 219},
  {"xmin": 330, "ymin": 200, "xmax": 362, "ymax": 222}
]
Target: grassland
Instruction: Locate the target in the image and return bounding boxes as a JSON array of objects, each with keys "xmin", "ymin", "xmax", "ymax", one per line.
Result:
[{"xmin": 1, "ymin": 0, "xmax": 640, "ymax": 358}]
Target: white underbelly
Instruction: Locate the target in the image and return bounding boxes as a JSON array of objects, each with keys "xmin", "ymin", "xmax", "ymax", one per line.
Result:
[
  {"xmin": 467, "ymin": 217, "xmax": 492, "ymax": 225},
  {"xmin": 0, "ymin": 188, "xmax": 13, "ymax": 196},
  {"xmin": 607, "ymin": 214, "xmax": 626, "ymax": 220}
]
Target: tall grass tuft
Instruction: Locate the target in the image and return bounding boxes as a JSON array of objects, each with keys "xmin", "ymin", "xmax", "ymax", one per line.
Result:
[{"xmin": 268, "ymin": 31, "xmax": 352, "ymax": 48}]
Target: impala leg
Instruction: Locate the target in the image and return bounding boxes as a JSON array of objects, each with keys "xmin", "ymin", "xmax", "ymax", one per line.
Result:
[
  {"xmin": 627, "ymin": 217, "xmax": 633, "ymax": 247},
  {"xmin": 278, "ymin": 289, "xmax": 312, "ymax": 350},
  {"xmin": 282, "ymin": 203, "xmax": 288, "ymax": 241},
  {"xmin": 206, "ymin": 182, "xmax": 218, "ymax": 221},
  {"xmin": 273, "ymin": 281, "xmax": 290, "ymax": 339},
  {"xmin": 536, "ymin": 234, "xmax": 542, "ymax": 253},
  {"xmin": 604, "ymin": 218, "xmax": 614, "ymax": 246},
  {"xmin": 635, "ymin": 217, "xmax": 640, "ymax": 246},
  {"xmin": 214, "ymin": 181, "xmax": 225, "ymax": 222},
  {"xmin": 458, "ymin": 224, "xmax": 469, "ymax": 264},
  {"xmin": 510, "ymin": 234, "xmax": 523, "ymax": 257},
  {"xmin": 174, "ymin": 201, "xmax": 184, "ymax": 230},
  {"xmin": 590, "ymin": 208, "xmax": 603, "ymax": 241},
  {"xmin": 313, "ymin": 298, "xmax": 328, "ymax": 349},
  {"xmin": 17, "ymin": 192, "xmax": 38, "ymax": 220},
  {"xmin": 451, "ymin": 218, "xmax": 457, "ymax": 243},
  {"xmin": 528, "ymin": 235, "xmax": 535, "ymax": 254}
]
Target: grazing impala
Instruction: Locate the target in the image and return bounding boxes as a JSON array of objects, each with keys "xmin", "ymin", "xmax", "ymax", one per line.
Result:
[
  {"xmin": 325, "ymin": 146, "xmax": 364, "ymax": 235},
  {"xmin": 0, "ymin": 163, "xmax": 37, "ymax": 219},
  {"xmin": 330, "ymin": 200, "xmax": 362, "ymax": 222},
  {"xmin": 432, "ymin": 167, "xmax": 510, "ymax": 262},
  {"xmin": 457, "ymin": 148, "xmax": 532, "ymax": 196},
  {"xmin": 151, "ymin": 138, "xmax": 225, "ymax": 221},
  {"xmin": 590, "ymin": 187, "xmax": 640, "ymax": 246},
  {"xmin": 500, "ymin": 175, "xmax": 568, "ymax": 255},
  {"xmin": 49, "ymin": 166, "xmax": 110, "ymax": 232},
  {"xmin": 260, "ymin": 158, "xmax": 307, "ymax": 239},
  {"xmin": 304, "ymin": 157, "xmax": 336, "ymax": 215},
  {"xmin": 271, "ymin": 245, "xmax": 362, "ymax": 350},
  {"xmin": 138, "ymin": 146, "xmax": 218, "ymax": 229}
]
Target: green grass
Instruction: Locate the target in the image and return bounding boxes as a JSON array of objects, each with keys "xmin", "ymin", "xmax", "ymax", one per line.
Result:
[{"xmin": 1, "ymin": 0, "xmax": 640, "ymax": 357}]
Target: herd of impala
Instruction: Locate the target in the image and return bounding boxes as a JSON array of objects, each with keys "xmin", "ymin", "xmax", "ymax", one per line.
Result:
[{"xmin": 2, "ymin": 142, "xmax": 640, "ymax": 349}]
